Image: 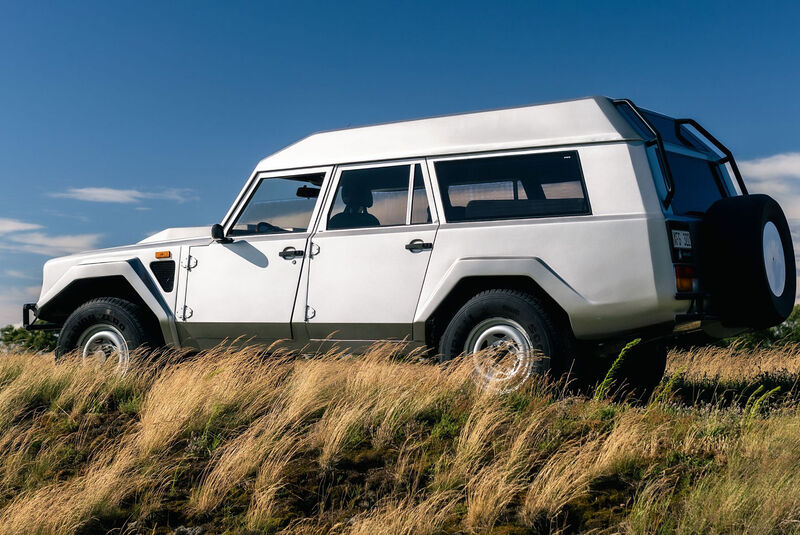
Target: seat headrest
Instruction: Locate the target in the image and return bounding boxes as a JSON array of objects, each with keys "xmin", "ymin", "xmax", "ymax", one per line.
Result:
[{"xmin": 341, "ymin": 181, "xmax": 373, "ymax": 208}]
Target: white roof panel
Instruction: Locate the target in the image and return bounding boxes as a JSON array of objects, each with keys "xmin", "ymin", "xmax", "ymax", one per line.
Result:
[{"xmin": 255, "ymin": 96, "xmax": 641, "ymax": 172}]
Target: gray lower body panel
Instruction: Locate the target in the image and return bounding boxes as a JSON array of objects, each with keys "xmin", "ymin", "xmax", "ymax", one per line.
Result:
[
  {"xmin": 176, "ymin": 321, "xmax": 425, "ymax": 353},
  {"xmin": 176, "ymin": 322, "xmax": 291, "ymax": 350},
  {"xmin": 305, "ymin": 322, "xmax": 413, "ymax": 341}
]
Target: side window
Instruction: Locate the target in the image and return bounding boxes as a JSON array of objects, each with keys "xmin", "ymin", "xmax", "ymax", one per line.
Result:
[
  {"xmin": 410, "ymin": 164, "xmax": 431, "ymax": 224},
  {"xmin": 434, "ymin": 151, "xmax": 589, "ymax": 222},
  {"xmin": 230, "ymin": 173, "xmax": 323, "ymax": 236},
  {"xmin": 327, "ymin": 165, "xmax": 410, "ymax": 230},
  {"xmin": 447, "ymin": 180, "xmax": 528, "ymax": 206}
]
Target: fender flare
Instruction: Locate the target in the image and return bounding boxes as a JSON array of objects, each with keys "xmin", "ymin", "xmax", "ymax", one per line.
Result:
[
  {"xmin": 413, "ymin": 256, "xmax": 590, "ymax": 338},
  {"xmin": 37, "ymin": 259, "xmax": 179, "ymax": 346}
]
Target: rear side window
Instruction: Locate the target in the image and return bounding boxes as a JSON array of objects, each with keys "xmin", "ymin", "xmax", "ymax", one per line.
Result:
[
  {"xmin": 327, "ymin": 164, "xmax": 432, "ymax": 230},
  {"xmin": 434, "ymin": 151, "xmax": 589, "ymax": 222},
  {"xmin": 327, "ymin": 165, "xmax": 410, "ymax": 229},
  {"xmin": 410, "ymin": 165, "xmax": 431, "ymax": 224}
]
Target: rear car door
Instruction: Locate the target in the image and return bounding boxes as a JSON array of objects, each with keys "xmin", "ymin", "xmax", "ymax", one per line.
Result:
[
  {"xmin": 177, "ymin": 168, "xmax": 330, "ymax": 348},
  {"xmin": 305, "ymin": 161, "xmax": 438, "ymax": 341}
]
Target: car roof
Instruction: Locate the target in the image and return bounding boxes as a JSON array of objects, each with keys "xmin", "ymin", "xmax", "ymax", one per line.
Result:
[{"xmin": 254, "ymin": 96, "xmax": 642, "ymax": 172}]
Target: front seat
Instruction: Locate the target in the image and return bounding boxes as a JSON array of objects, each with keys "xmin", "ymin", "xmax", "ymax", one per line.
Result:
[{"xmin": 328, "ymin": 181, "xmax": 380, "ymax": 229}]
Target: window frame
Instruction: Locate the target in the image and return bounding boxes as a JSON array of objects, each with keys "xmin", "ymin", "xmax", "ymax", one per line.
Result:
[
  {"xmin": 427, "ymin": 148, "xmax": 592, "ymax": 224},
  {"xmin": 223, "ymin": 166, "xmax": 333, "ymax": 238},
  {"xmin": 319, "ymin": 159, "xmax": 438, "ymax": 233}
]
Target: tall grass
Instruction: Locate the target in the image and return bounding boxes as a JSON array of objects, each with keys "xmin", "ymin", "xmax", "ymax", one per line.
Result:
[{"xmin": 0, "ymin": 342, "xmax": 799, "ymax": 533}]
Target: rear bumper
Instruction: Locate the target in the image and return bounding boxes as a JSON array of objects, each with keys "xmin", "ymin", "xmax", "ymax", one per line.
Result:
[{"xmin": 22, "ymin": 304, "xmax": 59, "ymax": 331}]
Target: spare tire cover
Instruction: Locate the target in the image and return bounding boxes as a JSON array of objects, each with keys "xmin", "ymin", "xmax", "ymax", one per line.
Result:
[{"xmin": 701, "ymin": 194, "xmax": 795, "ymax": 329}]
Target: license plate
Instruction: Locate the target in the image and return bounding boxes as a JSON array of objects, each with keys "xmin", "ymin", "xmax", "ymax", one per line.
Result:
[{"xmin": 672, "ymin": 230, "xmax": 692, "ymax": 250}]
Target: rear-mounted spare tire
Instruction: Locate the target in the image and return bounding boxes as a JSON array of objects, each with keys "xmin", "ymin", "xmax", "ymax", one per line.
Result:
[{"xmin": 702, "ymin": 194, "xmax": 795, "ymax": 329}]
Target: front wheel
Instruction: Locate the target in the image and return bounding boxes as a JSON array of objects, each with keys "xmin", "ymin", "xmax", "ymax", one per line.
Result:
[
  {"xmin": 438, "ymin": 290, "xmax": 573, "ymax": 391},
  {"xmin": 56, "ymin": 297, "xmax": 158, "ymax": 373}
]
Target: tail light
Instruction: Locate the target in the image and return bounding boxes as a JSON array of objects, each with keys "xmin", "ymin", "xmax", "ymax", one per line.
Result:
[{"xmin": 675, "ymin": 265, "xmax": 697, "ymax": 293}]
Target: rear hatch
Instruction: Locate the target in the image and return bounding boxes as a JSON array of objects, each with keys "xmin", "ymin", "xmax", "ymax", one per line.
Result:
[{"xmin": 614, "ymin": 99, "xmax": 749, "ymax": 315}]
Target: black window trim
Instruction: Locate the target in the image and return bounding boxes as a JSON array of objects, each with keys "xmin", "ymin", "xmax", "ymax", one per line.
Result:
[{"xmin": 430, "ymin": 148, "xmax": 592, "ymax": 224}]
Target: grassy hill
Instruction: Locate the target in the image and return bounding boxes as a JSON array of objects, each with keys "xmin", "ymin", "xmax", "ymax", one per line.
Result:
[{"xmin": 0, "ymin": 342, "xmax": 800, "ymax": 534}]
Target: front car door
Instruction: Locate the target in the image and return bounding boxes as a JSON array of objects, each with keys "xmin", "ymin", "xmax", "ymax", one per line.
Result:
[
  {"xmin": 177, "ymin": 167, "xmax": 331, "ymax": 348},
  {"xmin": 305, "ymin": 160, "xmax": 438, "ymax": 342}
]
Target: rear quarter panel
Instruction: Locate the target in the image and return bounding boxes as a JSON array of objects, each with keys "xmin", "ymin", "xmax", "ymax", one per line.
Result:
[{"xmin": 417, "ymin": 142, "xmax": 688, "ymax": 339}]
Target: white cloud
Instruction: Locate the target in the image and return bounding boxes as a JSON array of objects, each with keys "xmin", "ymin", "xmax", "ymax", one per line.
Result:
[
  {"xmin": 42, "ymin": 209, "xmax": 90, "ymax": 223},
  {"xmin": 0, "ymin": 218, "xmax": 102, "ymax": 257},
  {"xmin": 3, "ymin": 270, "xmax": 33, "ymax": 279},
  {"xmin": 0, "ymin": 218, "xmax": 43, "ymax": 233},
  {"xmin": 741, "ymin": 152, "xmax": 800, "ymax": 220},
  {"xmin": 51, "ymin": 187, "xmax": 197, "ymax": 204},
  {"xmin": 740, "ymin": 153, "xmax": 800, "ymax": 181},
  {"xmin": 0, "ymin": 285, "xmax": 40, "ymax": 328},
  {"xmin": 0, "ymin": 232, "xmax": 103, "ymax": 256}
]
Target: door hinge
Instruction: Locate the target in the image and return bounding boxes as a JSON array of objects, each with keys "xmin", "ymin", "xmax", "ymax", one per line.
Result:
[
  {"xmin": 179, "ymin": 306, "xmax": 193, "ymax": 320},
  {"xmin": 181, "ymin": 255, "xmax": 198, "ymax": 270},
  {"xmin": 305, "ymin": 306, "xmax": 316, "ymax": 320},
  {"xmin": 310, "ymin": 242, "xmax": 321, "ymax": 257}
]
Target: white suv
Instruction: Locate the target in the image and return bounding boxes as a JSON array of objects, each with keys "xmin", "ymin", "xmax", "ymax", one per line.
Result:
[{"xmin": 25, "ymin": 97, "xmax": 796, "ymax": 392}]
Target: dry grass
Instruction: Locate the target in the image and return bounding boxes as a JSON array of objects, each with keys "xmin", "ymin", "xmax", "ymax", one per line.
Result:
[
  {"xmin": 668, "ymin": 342, "xmax": 800, "ymax": 381},
  {"xmin": 0, "ymin": 342, "xmax": 799, "ymax": 533}
]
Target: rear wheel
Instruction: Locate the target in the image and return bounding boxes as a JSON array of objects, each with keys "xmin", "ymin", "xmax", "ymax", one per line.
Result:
[
  {"xmin": 56, "ymin": 297, "xmax": 158, "ymax": 373},
  {"xmin": 438, "ymin": 290, "xmax": 573, "ymax": 391}
]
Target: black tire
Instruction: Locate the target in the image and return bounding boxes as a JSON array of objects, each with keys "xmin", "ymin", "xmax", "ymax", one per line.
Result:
[
  {"xmin": 438, "ymin": 290, "xmax": 573, "ymax": 388},
  {"xmin": 56, "ymin": 297, "xmax": 158, "ymax": 361},
  {"xmin": 702, "ymin": 194, "xmax": 795, "ymax": 329}
]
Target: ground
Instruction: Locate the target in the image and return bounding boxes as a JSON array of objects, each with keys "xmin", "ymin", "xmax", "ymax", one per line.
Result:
[{"xmin": 1, "ymin": 340, "xmax": 800, "ymax": 534}]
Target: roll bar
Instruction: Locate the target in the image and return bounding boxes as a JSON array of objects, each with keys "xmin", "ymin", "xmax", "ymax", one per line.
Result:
[
  {"xmin": 673, "ymin": 117, "xmax": 748, "ymax": 195},
  {"xmin": 613, "ymin": 98, "xmax": 748, "ymax": 209}
]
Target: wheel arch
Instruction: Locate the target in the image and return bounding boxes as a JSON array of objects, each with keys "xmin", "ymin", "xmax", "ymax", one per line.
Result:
[
  {"xmin": 37, "ymin": 260, "xmax": 177, "ymax": 346},
  {"xmin": 414, "ymin": 257, "xmax": 587, "ymax": 347}
]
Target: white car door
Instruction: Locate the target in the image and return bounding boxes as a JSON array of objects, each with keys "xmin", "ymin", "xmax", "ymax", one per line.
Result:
[
  {"xmin": 305, "ymin": 161, "xmax": 438, "ymax": 341},
  {"xmin": 177, "ymin": 168, "xmax": 331, "ymax": 348}
]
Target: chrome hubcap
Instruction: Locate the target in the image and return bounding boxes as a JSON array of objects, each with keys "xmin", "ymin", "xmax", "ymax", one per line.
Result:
[
  {"xmin": 464, "ymin": 318, "xmax": 545, "ymax": 391},
  {"xmin": 763, "ymin": 221, "xmax": 786, "ymax": 297},
  {"xmin": 78, "ymin": 324, "xmax": 129, "ymax": 373}
]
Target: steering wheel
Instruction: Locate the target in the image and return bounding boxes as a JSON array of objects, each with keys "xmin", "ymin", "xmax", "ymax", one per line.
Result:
[{"xmin": 256, "ymin": 221, "xmax": 287, "ymax": 234}]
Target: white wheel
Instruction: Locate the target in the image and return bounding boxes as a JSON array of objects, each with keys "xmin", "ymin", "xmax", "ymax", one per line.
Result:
[
  {"xmin": 77, "ymin": 323, "xmax": 130, "ymax": 373},
  {"xmin": 763, "ymin": 221, "xmax": 786, "ymax": 297},
  {"xmin": 463, "ymin": 317, "xmax": 545, "ymax": 392}
]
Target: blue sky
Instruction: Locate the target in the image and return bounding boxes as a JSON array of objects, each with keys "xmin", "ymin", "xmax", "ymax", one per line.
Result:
[{"xmin": 1, "ymin": 0, "xmax": 800, "ymax": 325}]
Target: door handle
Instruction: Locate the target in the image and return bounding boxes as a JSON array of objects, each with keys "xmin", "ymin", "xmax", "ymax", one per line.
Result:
[
  {"xmin": 405, "ymin": 239, "xmax": 433, "ymax": 252},
  {"xmin": 279, "ymin": 247, "xmax": 305, "ymax": 259}
]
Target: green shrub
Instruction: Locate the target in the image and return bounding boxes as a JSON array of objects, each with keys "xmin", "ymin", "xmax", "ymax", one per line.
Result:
[{"xmin": 0, "ymin": 324, "xmax": 57, "ymax": 353}]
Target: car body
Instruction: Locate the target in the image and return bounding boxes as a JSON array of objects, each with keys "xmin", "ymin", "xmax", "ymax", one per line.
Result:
[{"xmin": 25, "ymin": 96, "xmax": 796, "ymax": 390}]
